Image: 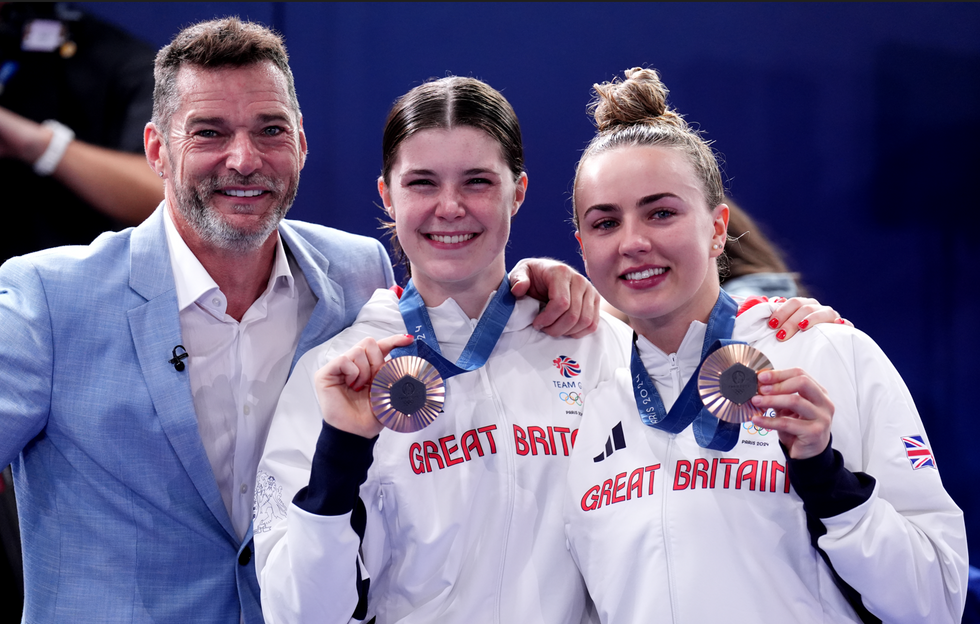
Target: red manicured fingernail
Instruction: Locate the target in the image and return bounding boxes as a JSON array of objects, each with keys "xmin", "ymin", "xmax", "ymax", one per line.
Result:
[
  {"xmin": 836, "ymin": 318, "xmax": 846, "ymax": 324},
  {"xmin": 798, "ymin": 319, "xmax": 809, "ymax": 330},
  {"xmin": 768, "ymin": 317, "xmax": 779, "ymax": 329},
  {"xmin": 777, "ymin": 329, "xmax": 787, "ymax": 341}
]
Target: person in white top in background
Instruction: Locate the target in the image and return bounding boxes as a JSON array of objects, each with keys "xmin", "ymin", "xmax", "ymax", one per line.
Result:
[{"xmin": 563, "ymin": 67, "xmax": 968, "ymax": 624}]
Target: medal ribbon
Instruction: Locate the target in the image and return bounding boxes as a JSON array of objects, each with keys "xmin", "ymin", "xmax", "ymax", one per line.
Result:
[
  {"xmin": 391, "ymin": 275, "xmax": 516, "ymax": 381},
  {"xmin": 630, "ymin": 291, "xmax": 745, "ymax": 451}
]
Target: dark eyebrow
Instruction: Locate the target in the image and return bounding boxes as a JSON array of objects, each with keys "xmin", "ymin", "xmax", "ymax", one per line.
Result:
[
  {"xmin": 257, "ymin": 113, "xmax": 292, "ymax": 125},
  {"xmin": 582, "ymin": 203, "xmax": 617, "ymax": 220},
  {"xmin": 401, "ymin": 168, "xmax": 497, "ymax": 177},
  {"xmin": 582, "ymin": 192, "xmax": 680, "ymax": 220},
  {"xmin": 185, "ymin": 116, "xmax": 226, "ymax": 127},
  {"xmin": 637, "ymin": 192, "xmax": 679, "ymax": 207},
  {"xmin": 185, "ymin": 113, "xmax": 292, "ymax": 127}
]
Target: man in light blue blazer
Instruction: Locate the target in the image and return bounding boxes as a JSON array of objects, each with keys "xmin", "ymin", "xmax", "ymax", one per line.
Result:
[
  {"xmin": 0, "ymin": 17, "xmax": 396, "ymax": 623},
  {"xmin": 0, "ymin": 212, "xmax": 393, "ymax": 623},
  {"xmin": 0, "ymin": 17, "xmax": 597, "ymax": 623}
]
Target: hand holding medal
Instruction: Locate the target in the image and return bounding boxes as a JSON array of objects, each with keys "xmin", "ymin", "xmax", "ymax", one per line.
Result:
[
  {"xmin": 313, "ymin": 334, "xmax": 416, "ymax": 439},
  {"xmin": 695, "ymin": 342, "xmax": 835, "ymax": 460},
  {"xmin": 747, "ymin": 366, "xmax": 835, "ymax": 460},
  {"xmin": 371, "ymin": 276, "xmax": 516, "ymax": 433}
]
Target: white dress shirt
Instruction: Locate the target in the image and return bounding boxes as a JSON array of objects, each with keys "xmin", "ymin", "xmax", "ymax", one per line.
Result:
[{"xmin": 163, "ymin": 208, "xmax": 315, "ymax": 539}]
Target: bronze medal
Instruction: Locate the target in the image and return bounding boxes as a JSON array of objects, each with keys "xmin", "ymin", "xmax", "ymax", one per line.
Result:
[
  {"xmin": 370, "ymin": 356, "xmax": 445, "ymax": 433},
  {"xmin": 697, "ymin": 344, "xmax": 773, "ymax": 423}
]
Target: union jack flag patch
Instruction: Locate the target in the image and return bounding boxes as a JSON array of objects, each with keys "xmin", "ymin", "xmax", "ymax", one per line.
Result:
[{"xmin": 902, "ymin": 435, "xmax": 936, "ymax": 470}]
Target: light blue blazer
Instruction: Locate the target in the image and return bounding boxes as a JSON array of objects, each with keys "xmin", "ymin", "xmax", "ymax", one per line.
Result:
[{"xmin": 0, "ymin": 207, "xmax": 394, "ymax": 623}]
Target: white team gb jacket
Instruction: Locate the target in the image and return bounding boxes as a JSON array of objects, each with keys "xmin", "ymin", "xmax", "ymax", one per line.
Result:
[
  {"xmin": 563, "ymin": 299, "xmax": 968, "ymax": 624},
  {"xmin": 255, "ymin": 288, "xmax": 632, "ymax": 624}
]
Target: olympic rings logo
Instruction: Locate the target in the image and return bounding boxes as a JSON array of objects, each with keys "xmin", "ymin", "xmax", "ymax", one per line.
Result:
[
  {"xmin": 742, "ymin": 409, "xmax": 775, "ymax": 435},
  {"xmin": 560, "ymin": 392, "xmax": 583, "ymax": 406}
]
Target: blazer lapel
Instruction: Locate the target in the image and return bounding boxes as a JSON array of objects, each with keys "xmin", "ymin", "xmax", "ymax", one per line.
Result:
[
  {"xmin": 126, "ymin": 208, "xmax": 237, "ymax": 540},
  {"xmin": 280, "ymin": 223, "xmax": 348, "ymax": 373}
]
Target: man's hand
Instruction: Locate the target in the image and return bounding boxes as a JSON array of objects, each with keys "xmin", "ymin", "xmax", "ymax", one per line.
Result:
[
  {"xmin": 314, "ymin": 334, "xmax": 414, "ymax": 439},
  {"xmin": 510, "ymin": 258, "xmax": 599, "ymax": 338}
]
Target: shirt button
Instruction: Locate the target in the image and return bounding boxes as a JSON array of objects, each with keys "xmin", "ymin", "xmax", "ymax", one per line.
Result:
[
  {"xmin": 211, "ymin": 297, "xmax": 221, "ymax": 307},
  {"xmin": 240, "ymin": 483, "xmax": 248, "ymax": 494},
  {"xmin": 243, "ymin": 405, "xmax": 251, "ymax": 415}
]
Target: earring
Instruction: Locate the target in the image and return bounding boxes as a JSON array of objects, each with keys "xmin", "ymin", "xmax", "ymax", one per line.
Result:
[
  {"xmin": 158, "ymin": 171, "xmax": 164, "ymax": 178},
  {"xmin": 712, "ymin": 244, "xmax": 721, "ymax": 250}
]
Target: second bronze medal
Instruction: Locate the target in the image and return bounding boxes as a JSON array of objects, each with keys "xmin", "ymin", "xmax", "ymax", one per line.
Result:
[{"xmin": 697, "ymin": 344, "xmax": 773, "ymax": 423}]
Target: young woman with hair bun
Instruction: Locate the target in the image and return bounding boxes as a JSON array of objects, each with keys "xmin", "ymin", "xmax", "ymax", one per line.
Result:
[{"xmin": 563, "ymin": 67, "xmax": 967, "ymax": 624}]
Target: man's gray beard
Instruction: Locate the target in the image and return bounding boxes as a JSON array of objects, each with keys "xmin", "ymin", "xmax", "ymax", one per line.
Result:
[{"xmin": 173, "ymin": 172, "xmax": 299, "ymax": 254}]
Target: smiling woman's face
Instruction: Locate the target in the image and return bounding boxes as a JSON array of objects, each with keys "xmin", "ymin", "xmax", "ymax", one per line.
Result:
[
  {"xmin": 575, "ymin": 144, "xmax": 727, "ymax": 340},
  {"xmin": 379, "ymin": 126, "xmax": 527, "ymax": 314}
]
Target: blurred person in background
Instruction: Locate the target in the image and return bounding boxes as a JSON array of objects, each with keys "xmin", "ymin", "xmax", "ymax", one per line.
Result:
[{"xmin": 720, "ymin": 196, "xmax": 807, "ymax": 299}]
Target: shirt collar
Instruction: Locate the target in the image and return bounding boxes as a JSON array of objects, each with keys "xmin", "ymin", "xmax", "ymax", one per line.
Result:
[
  {"xmin": 635, "ymin": 319, "xmax": 707, "ymax": 379},
  {"xmin": 163, "ymin": 207, "xmax": 296, "ymax": 313}
]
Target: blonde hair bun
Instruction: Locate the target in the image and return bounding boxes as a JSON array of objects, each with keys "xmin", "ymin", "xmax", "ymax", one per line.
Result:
[
  {"xmin": 591, "ymin": 67, "xmax": 684, "ymax": 132},
  {"xmin": 572, "ymin": 66, "xmax": 725, "ymax": 226}
]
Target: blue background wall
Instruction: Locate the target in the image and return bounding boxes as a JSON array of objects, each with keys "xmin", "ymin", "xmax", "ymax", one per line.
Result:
[{"xmin": 80, "ymin": 2, "xmax": 980, "ymax": 567}]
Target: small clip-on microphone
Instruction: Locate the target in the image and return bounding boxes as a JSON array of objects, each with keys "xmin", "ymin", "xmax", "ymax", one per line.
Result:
[{"xmin": 169, "ymin": 345, "xmax": 189, "ymax": 372}]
